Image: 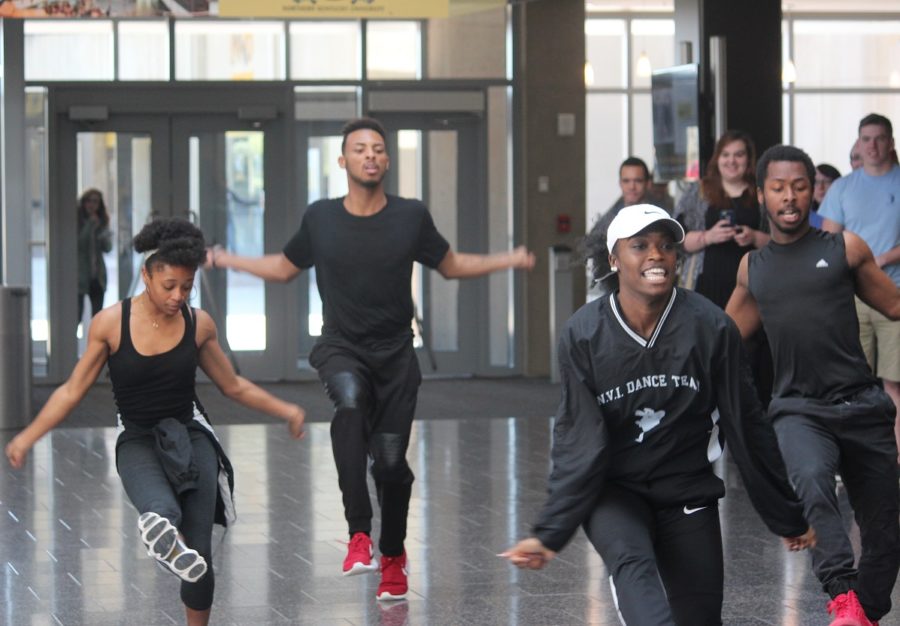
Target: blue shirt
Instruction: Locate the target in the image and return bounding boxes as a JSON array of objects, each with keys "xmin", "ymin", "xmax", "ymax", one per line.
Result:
[{"xmin": 819, "ymin": 165, "xmax": 900, "ymax": 286}]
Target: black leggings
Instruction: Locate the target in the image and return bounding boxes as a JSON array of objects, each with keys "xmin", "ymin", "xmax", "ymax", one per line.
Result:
[
  {"xmin": 310, "ymin": 339, "xmax": 421, "ymax": 557},
  {"xmin": 584, "ymin": 485, "xmax": 724, "ymax": 625},
  {"xmin": 78, "ymin": 279, "xmax": 105, "ymax": 321},
  {"xmin": 117, "ymin": 430, "xmax": 218, "ymax": 611}
]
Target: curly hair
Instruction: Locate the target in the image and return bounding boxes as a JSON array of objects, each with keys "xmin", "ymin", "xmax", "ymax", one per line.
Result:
[
  {"xmin": 132, "ymin": 217, "xmax": 206, "ymax": 273},
  {"xmin": 579, "ymin": 223, "xmax": 619, "ymax": 291}
]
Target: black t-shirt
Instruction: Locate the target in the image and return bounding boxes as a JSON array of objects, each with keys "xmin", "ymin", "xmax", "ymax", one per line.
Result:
[
  {"xmin": 748, "ymin": 229, "xmax": 876, "ymax": 402},
  {"xmin": 283, "ymin": 195, "xmax": 450, "ymax": 345}
]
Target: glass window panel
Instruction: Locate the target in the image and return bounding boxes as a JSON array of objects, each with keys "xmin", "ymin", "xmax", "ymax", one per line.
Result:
[
  {"xmin": 75, "ymin": 132, "xmax": 152, "ymax": 355},
  {"xmin": 290, "ymin": 21, "xmax": 361, "ymax": 80},
  {"xmin": 630, "ymin": 19, "xmax": 674, "ymax": 89},
  {"xmin": 783, "ymin": 92, "xmax": 791, "ymax": 145},
  {"xmin": 118, "ymin": 21, "xmax": 170, "ymax": 81},
  {"xmin": 585, "ymin": 19, "xmax": 625, "ymax": 88},
  {"xmin": 366, "ymin": 21, "xmax": 420, "ymax": 80},
  {"xmin": 631, "ymin": 94, "xmax": 655, "ymax": 176},
  {"xmin": 26, "ymin": 88, "xmax": 48, "ymax": 376},
  {"xmin": 586, "ymin": 94, "xmax": 627, "ymax": 230},
  {"xmin": 427, "ymin": 130, "xmax": 459, "ymax": 352},
  {"xmin": 24, "ymin": 20, "xmax": 114, "ymax": 81},
  {"xmin": 792, "ymin": 93, "xmax": 900, "ymax": 178},
  {"xmin": 306, "ymin": 136, "xmax": 347, "ymax": 337},
  {"xmin": 488, "ymin": 86, "xmax": 512, "ymax": 367},
  {"xmin": 224, "ymin": 131, "xmax": 266, "ymax": 350},
  {"xmin": 426, "ymin": 8, "xmax": 507, "ymax": 79},
  {"xmin": 792, "ymin": 20, "xmax": 900, "ymax": 88},
  {"xmin": 175, "ymin": 21, "xmax": 285, "ymax": 81}
]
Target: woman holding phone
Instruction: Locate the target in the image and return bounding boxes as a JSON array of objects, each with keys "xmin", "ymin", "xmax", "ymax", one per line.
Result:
[{"xmin": 674, "ymin": 130, "xmax": 770, "ymax": 309}]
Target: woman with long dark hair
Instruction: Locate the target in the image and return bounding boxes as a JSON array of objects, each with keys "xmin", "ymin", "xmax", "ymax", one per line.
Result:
[{"xmin": 77, "ymin": 188, "xmax": 112, "ymax": 321}]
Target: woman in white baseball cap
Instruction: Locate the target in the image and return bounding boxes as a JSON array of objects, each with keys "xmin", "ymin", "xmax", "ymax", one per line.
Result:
[{"xmin": 503, "ymin": 203, "xmax": 814, "ymax": 624}]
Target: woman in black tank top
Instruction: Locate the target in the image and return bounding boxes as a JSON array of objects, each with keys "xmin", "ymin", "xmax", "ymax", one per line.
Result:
[{"xmin": 6, "ymin": 218, "xmax": 307, "ymax": 626}]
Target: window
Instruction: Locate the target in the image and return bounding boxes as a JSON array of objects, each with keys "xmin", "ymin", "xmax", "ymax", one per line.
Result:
[
  {"xmin": 175, "ymin": 20, "xmax": 286, "ymax": 80},
  {"xmin": 784, "ymin": 15, "xmax": 900, "ymax": 175},
  {"xmin": 584, "ymin": 16, "xmax": 674, "ymax": 230},
  {"xmin": 25, "ymin": 20, "xmax": 114, "ymax": 81}
]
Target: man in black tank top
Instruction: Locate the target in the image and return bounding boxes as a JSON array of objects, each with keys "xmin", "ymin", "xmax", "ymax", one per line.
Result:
[{"xmin": 726, "ymin": 145, "xmax": 900, "ymax": 626}]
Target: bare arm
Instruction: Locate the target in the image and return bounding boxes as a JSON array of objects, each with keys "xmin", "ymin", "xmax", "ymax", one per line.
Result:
[
  {"xmin": 874, "ymin": 245, "xmax": 900, "ymax": 270},
  {"xmin": 196, "ymin": 310, "xmax": 306, "ymax": 438},
  {"xmin": 821, "ymin": 217, "xmax": 844, "ymax": 233},
  {"xmin": 437, "ymin": 246, "xmax": 535, "ymax": 279},
  {"xmin": 209, "ymin": 247, "xmax": 302, "ymax": 283},
  {"xmin": 845, "ymin": 231, "xmax": 900, "ymax": 320},
  {"xmin": 6, "ymin": 308, "xmax": 114, "ymax": 468},
  {"xmin": 725, "ymin": 253, "xmax": 763, "ymax": 339}
]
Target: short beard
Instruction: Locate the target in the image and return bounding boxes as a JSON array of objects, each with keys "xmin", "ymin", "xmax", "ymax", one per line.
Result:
[{"xmin": 348, "ymin": 171, "xmax": 384, "ymax": 189}]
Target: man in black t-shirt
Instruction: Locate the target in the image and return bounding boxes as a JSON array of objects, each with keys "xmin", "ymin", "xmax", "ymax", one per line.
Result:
[
  {"xmin": 726, "ymin": 145, "xmax": 900, "ymax": 626},
  {"xmin": 211, "ymin": 117, "xmax": 535, "ymax": 601}
]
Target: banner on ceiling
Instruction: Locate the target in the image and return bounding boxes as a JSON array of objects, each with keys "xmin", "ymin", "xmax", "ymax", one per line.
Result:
[{"xmin": 219, "ymin": 0, "xmax": 451, "ymax": 19}]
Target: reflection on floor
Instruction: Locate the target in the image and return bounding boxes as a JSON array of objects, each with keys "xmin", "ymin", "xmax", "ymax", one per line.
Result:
[{"xmin": 1, "ymin": 417, "xmax": 897, "ymax": 626}]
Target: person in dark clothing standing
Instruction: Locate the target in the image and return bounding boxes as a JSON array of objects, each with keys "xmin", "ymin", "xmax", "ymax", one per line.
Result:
[
  {"xmin": 76, "ymin": 188, "xmax": 112, "ymax": 322},
  {"xmin": 502, "ymin": 204, "xmax": 813, "ymax": 625},
  {"xmin": 7, "ymin": 218, "xmax": 308, "ymax": 626},
  {"xmin": 726, "ymin": 144, "xmax": 900, "ymax": 626},
  {"xmin": 209, "ymin": 117, "xmax": 535, "ymax": 601}
]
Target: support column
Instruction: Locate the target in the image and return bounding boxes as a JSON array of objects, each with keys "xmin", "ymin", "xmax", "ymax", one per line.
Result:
[
  {"xmin": 674, "ymin": 0, "xmax": 782, "ymax": 167},
  {"xmin": 515, "ymin": 0, "xmax": 585, "ymax": 377},
  {"xmin": 0, "ymin": 19, "xmax": 26, "ymax": 285}
]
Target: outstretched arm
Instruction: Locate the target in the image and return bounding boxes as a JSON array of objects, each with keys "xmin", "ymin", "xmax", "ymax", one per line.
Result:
[
  {"xmin": 208, "ymin": 247, "xmax": 302, "ymax": 283},
  {"xmin": 725, "ymin": 254, "xmax": 762, "ymax": 339},
  {"xmin": 845, "ymin": 231, "xmax": 900, "ymax": 320},
  {"xmin": 437, "ymin": 246, "xmax": 535, "ymax": 279},
  {"xmin": 6, "ymin": 308, "xmax": 114, "ymax": 468},
  {"xmin": 196, "ymin": 309, "xmax": 306, "ymax": 438}
]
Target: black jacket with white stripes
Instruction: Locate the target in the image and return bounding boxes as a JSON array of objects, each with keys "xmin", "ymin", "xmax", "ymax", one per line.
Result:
[{"xmin": 532, "ymin": 288, "xmax": 807, "ymax": 552}]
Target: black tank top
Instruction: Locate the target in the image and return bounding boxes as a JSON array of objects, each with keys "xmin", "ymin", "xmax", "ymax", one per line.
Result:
[
  {"xmin": 108, "ymin": 298, "xmax": 198, "ymax": 426},
  {"xmin": 748, "ymin": 229, "xmax": 876, "ymax": 401}
]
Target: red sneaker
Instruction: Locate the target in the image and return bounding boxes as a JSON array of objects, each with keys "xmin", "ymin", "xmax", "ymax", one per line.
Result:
[
  {"xmin": 827, "ymin": 590, "xmax": 875, "ymax": 626},
  {"xmin": 376, "ymin": 551, "xmax": 409, "ymax": 601},
  {"xmin": 342, "ymin": 532, "xmax": 378, "ymax": 576}
]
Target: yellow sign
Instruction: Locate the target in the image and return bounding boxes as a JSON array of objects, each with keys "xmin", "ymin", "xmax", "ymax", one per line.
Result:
[{"xmin": 220, "ymin": 0, "xmax": 450, "ymax": 19}]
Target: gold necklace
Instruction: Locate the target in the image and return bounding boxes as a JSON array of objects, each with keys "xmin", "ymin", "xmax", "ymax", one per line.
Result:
[{"xmin": 138, "ymin": 293, "xmax": 160, "ymax": 329}]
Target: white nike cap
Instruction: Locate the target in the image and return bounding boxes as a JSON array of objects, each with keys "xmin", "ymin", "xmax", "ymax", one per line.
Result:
[{"xmin": 606, "ymin": 204, "xmax": 685, "ymax": 253}]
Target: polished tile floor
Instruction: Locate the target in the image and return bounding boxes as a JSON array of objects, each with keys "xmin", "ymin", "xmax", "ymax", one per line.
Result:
[{"xmin": 2, "ymin": 416, "xmax": 899, "ymax": 625}]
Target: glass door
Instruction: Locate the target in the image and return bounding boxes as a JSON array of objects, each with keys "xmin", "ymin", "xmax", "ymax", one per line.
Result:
[
  {"xmin": 48, "ymin": 115, "xmax": 169, "ymax": 380},
  {"xmin": 297, "ymin": 115, "xmax": 493, "ymax": 376},
  {"xmin": 171, "ymin": 115, "xmax": 287, "ymax": 380}
]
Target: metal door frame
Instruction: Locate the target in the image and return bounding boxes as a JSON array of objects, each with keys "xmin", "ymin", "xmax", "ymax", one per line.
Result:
[{"xmin": 45, "ymin": 83, "xmax": 294, "ymax": 383}]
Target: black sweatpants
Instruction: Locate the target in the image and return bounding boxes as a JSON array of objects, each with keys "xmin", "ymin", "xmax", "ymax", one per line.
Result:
[
  {"xmin": 310, "ymin": 337, "xmax": 421, "ymax": 557},
  {"xmin": 583, "ymin": 484, "xmax": 724, "ymax": 626},
  {"xmin": 772, "ymin": 385, "xmax": 900, "ymax": 621}
]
